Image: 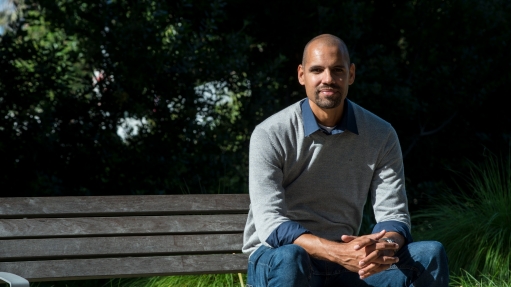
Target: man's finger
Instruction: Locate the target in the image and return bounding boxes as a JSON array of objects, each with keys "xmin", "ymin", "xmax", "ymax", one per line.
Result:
[
  {"xmin": 360, "ymin": 252, "xmax": 399, "ymax": 266},
  {"xmin": 358, "ymin": 262, "xmax": 379, "ymax": 276},
  {"xmin": 353, "ymin": 230, "xmax": 386, "ymax": 250},
  {"xmin": 374, "ymin": 241, "xmax": 399, "ymax": 251},
  {"xmin": 370, "ymin": 230, "xmax": 386, "ymax": 241},
  {"xmin": 359, "ymin": 244, "xmax": 398, "ymax": 264},
  {"xmin": 353, "ymin": 238, "xmax": 377, "ymax": 250},
  {"xmin": 341, "ymin": 235, "xmax": 357, "ymax": 243},
  {"xmin": 359, "ymin": 264, "xmax": 391, "ymax": 279}
]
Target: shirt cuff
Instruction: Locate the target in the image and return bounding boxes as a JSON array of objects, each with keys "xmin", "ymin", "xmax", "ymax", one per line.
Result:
[
  {"xmin": 265, "ymin": 221, "xmax": 311, "ymax": 248},
  {"xmin": 372, "ymin": 221, "xmax": 413, "ymax": 245}
]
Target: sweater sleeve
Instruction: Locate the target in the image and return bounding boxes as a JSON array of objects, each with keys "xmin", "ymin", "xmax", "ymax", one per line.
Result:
[
  {"xmin": 370, "ymin": 127, "xmax": 412, "ymax": 236},
  {"xmin": 266, "ymin": 221, "xmax": 311, "ymax": 247},
  {"xmin": 372, "ymin": 220, "xmax": 413, "ymax": 244},
  {"xmin": 248, "ymin": 126, "xmax": 298, "ymax": 246}
]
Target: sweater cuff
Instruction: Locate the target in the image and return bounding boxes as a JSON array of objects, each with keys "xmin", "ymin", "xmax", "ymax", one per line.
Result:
[
  {"xmin": 372, "ymin": 221, "xmax": 413, "ymax": 245},
  {"xmin": 265, "ymin": 221, "xmax": 311, "ymax": 248}
]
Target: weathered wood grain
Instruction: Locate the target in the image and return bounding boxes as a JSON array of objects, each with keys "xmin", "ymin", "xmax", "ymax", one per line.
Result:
[
  {"xmin": 0, "ymin": 194, "xmax": 250, "ymax": 218},
  {"xmin": 0, "ymin": 194, "xmax": 251, "ymax": 282},
  {"xmin": 0, "ymin": 254, "xmax": 249, "ymax": 281},
  {"xmin": 0, "ymin": 234, "xmax": 243, "ymax": 260},
  {"xmin": 0, "ymin": 214, "xmax": 246, "ymax": 239}
]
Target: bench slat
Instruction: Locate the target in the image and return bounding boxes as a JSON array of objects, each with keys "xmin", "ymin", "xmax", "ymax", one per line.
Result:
[
  {"xmin": 0, "ymin": 194, "xmax": 250, "ymax": 218},
  {"xmin": 0, "ymin": 234, "xmax": 243, "ymax": 260},
  {"xmin": 0, "ymin": 214, "xmax": 246, "ymax": 239},
  {"xmin": 0, "ymin": 254, "xmax": 249, "ymax": 281}
]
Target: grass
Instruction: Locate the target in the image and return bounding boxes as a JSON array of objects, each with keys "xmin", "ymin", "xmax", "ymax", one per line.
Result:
[
  {"xmin": 23, "ymin": 272, "xmax": 511, "ymax": 287},
  {"xmin": 106, "ymin": 273, "xmax": 246, "ymax": 287},
  {"xmin": 450, "ymin": 270, "xmax": 511, "ymax": 287},
  {"xmin": 26, "ymin": 273, "xmax": 246, "ymax": 287},
  {"xmin": 414, "ymin": 154, "xmax": 511, "ymax": 279}
]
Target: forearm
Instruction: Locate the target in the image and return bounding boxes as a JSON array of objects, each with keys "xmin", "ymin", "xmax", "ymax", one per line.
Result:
[
  {"xmin": 293, "ymin": 230, "xmax": 394, "ymax": 274},
  {"xmin": 293, "ymin": 233, "xmax": 342, "ymax": 262},
  {"xmin": 294, "ymin": 233, "xmax": 364, "ymax": 272}
]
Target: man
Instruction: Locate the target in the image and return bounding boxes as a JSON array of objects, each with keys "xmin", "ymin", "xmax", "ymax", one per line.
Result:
[{"xmin": 243, "ymin": 34, "xmax": 449, "ymax": 287}]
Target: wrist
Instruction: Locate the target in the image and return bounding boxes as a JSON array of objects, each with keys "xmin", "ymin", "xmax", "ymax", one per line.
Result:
[
  {"xmin": 294, "ymin": 234, "xmax": 330, "ymax": 261},
  {"xmin": 380, "ymin": 237, "xmax": 396, "ymax": 244},
  {"xmin": 314, "ymin": 236, "xmax": 336, "ymax": 262},
  {"xmin": 380, "ymin": 237, "xmax": 397, "ymax": 256}
]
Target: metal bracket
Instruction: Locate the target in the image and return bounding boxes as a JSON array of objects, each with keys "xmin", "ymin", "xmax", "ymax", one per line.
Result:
[{"xmin": 0, "ymin": 272, "xmax": 30, "ymax": 287}]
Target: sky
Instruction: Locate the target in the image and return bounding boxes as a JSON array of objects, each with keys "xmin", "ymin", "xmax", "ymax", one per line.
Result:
[{"xmin": 0, "ymin": 0, "xmax": 15, "ymax": 35}]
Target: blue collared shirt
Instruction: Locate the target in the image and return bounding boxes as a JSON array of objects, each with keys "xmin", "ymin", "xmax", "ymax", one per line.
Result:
[{"xmin": 301, "ymin": 98, "xmax": 359, "ymax": 136}]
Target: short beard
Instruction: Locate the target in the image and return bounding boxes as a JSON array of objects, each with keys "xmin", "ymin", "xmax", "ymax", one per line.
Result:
[{"xmin": 314, "ymin": 88, "xmax": 343, "ymax": 109}]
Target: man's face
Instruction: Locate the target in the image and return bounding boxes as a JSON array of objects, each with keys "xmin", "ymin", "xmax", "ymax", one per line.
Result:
[{"xmin": 298, "ymin": 43, "xmax": 355, "ymax": 110}]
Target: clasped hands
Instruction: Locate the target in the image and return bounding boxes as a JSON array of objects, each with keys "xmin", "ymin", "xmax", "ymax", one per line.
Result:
[{"xmin": 339, "ymin": 230, "xmax": 399, "ymax": 279}]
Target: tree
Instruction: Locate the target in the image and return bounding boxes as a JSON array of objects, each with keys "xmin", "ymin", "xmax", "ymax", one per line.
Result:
[
  {"xmin": 0, "ymin": 0, "xmax": 257, "ymax": 195},
  {"xmin": 223, "ymin": 0, "xmax": 511, "ymax": 209},
  {"xmin": 1, "ymin": 0, "xmax": 510, "ymax": 203}
]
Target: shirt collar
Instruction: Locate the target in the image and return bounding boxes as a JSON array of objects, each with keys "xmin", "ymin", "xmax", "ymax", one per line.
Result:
[{"xmin": 301, "ymin": 98, "xmax": 359, "ymax": 137}]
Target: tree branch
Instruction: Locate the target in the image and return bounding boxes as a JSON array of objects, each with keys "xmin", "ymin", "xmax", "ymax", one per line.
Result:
[{"xmin": 403, "ymin": 112, "xmax": 457, "ymax": 158}]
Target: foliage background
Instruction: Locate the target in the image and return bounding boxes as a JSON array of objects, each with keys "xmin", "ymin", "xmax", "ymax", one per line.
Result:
[
  {"xmin": 414, "ymin": 155, "xmax": 511, "ymax": 279},
  {"xmin": 2, "ymin": 0, "xmax": 511, "ymax": 283},
  {"xmin": 1, "ymin": 0, "xmax": 510, "ymax": 210}
]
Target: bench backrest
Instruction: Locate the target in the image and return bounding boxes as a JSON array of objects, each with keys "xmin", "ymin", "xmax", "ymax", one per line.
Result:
[{"xmin": 0, "ymin": 194, "xmax": 250, "ymax": 282}]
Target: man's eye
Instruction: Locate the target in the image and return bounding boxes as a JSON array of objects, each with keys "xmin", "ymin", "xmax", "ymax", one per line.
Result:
[{"xmin": 311, "ymin": 69, "xmax": 322, "ymax": 73}]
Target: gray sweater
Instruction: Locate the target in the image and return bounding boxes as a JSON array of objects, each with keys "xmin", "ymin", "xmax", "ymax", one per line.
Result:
[{"xmin": 242, "ymin": 99, "xmax": 411, "ymax": 255}]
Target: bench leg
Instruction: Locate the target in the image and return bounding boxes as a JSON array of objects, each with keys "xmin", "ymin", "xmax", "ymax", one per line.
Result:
[{"xmin": 0, "ymin": 272, "xmax": 30, "ymax": 287}]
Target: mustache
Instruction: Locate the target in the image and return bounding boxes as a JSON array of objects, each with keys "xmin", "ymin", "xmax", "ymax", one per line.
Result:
[{"xmin": 316, "ymin": 84, "xmax": 341, "ymax": 91}]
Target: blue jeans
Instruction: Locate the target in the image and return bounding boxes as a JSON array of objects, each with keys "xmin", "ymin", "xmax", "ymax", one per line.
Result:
[{"xmin": 247, "ymin": 241, "xmax": 449, "ymax": 287}]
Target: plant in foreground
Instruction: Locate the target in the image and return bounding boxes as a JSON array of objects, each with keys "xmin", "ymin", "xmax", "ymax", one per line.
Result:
[
  {"xmin": 450, "ymin": 270, "xmax": 511, "ymax": 287},
  {"xmin": 414, "ymin": 155, "xmax": 511, "ymax": 279},
  {"xmin": 105, "ymin": 273, "xmax": 246, "ymax": 287},
  {"xmin": 27, "ymin": 273, "xmax": 246, "ymax": 287}
]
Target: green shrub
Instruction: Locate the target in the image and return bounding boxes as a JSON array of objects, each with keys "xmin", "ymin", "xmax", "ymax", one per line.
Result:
[{"xmin": 414, "ymin": 155, "xmax": 511, "ymax": 279}]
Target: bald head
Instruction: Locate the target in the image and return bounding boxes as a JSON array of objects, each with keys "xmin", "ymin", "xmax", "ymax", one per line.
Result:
[{"xmin": 302, "ymin": 34, "xmax": 350, "ymax": 67}]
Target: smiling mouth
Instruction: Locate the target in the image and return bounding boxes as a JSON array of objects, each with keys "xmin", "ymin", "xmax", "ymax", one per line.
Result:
[{"xmin": 318, "ymin": 89, "xmax": 338, "ymax": 96}]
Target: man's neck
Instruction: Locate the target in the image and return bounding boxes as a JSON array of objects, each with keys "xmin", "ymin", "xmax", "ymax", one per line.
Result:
[{"xmin": 308, "ymin": 99, "xmax": 344, "ymax": 127}]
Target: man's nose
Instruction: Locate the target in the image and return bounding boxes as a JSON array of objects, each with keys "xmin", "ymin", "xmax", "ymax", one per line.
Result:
[{"xmin": 322, "ymin": 69, "xmax": 334, "ymax": 84}]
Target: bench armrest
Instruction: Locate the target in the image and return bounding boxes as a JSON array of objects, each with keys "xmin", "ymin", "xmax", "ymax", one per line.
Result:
[{"xmin": 0, "ymin": 272, "xmax": 29, "ymax": 287}]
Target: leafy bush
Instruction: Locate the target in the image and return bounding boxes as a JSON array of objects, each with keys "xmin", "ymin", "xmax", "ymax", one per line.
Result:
[{"xmin": 414, "ymin": 155, "xmax": 511, "ymax": 279}]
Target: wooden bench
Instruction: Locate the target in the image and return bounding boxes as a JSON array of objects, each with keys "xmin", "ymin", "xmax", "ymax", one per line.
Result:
[{"xmin": 0, "ymin": 194, "xmax": 250, "ymax": 286}]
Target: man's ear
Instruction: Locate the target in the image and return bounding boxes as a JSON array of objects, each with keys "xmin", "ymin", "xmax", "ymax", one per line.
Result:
[
  {"xmin": 298, "ymin": 64, "xmax": 305, "ymax": 85},
  {"xmin": 348, "ymin": 63, "xmax": 356, "ymax": 85}
]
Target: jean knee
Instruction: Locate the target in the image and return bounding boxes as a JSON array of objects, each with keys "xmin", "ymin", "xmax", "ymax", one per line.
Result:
[
  {"xmin": 410, "ymin": 241, "xmax": 448, "ymax": 266},
  {"xmin": 423, "ymin": 241, "xmax": 447, "ymax": 259},
  {"xmin": 405, "ymin": 241, "xmax": 449, "ymax": 286},
  {"xmin": 272, "ymin": 244, "xmax": 309, "ymax": 267}
]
